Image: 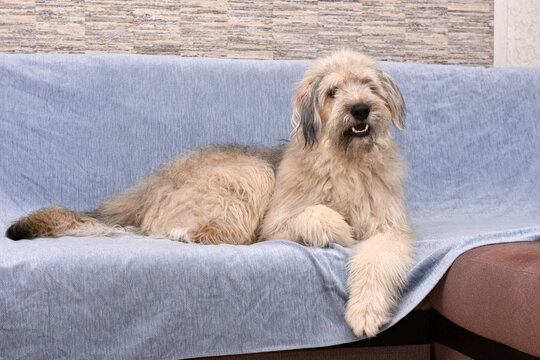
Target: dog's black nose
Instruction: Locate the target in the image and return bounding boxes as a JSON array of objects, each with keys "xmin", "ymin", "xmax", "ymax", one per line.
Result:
[{"xmin": 350, "ymin": 103, "xmax": 371, "ymax": 121}]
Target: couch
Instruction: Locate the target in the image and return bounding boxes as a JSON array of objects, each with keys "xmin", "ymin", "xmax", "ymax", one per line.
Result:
[{"xmin": 0, "ymin": 54, "xmax": 538, "ymax": 360}]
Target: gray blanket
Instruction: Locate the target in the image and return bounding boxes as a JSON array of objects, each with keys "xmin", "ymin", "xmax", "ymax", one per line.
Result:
[{"xmin": 1, "ymin": 54, "xmax": 539, "ymax": 359}]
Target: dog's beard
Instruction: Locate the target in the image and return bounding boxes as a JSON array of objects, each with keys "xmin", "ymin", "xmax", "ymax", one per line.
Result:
[{"xmin": 341, "ymin": 131, "xmax": 375, "ymax": 158}]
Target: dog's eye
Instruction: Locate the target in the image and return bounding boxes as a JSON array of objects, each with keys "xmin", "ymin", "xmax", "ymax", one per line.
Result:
[
  {"xmin": 369, "ymin": 85, "xmax": 377, "ymax": 92},
  {"xmin": 328, "ymin": 87, "xmax": 338, "ymax": 98}
]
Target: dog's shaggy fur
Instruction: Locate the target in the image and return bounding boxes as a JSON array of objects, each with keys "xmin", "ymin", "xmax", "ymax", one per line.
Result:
[{"xmin": 6, "ymin": 50, "xmax": 415, "ymax": 338}]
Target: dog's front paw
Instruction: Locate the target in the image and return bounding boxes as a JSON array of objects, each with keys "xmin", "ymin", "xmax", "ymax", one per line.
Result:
[
  {"xmin": 345, "ymin": 299, "xmax": 392, "ymax": 338},
  {"xmin": 294, "ymin": 205, "xmax": 355, "ymax": 247}
]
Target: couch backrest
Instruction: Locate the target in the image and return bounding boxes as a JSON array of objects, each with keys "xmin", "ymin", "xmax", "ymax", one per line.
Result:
[{"xmin": 1, "ymin": 54, "xmax": 539, "ymax": 223}]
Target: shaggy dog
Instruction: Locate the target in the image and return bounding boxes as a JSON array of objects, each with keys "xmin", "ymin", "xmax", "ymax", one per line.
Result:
[{"xmin": 6, "ymin": 50, "xmax": 415, "ymax": 338}]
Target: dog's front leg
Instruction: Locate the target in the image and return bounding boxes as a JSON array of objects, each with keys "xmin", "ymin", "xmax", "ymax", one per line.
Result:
[{"xmin": 345, "ymin": 230, "xmax": 414, "ymax": 338}]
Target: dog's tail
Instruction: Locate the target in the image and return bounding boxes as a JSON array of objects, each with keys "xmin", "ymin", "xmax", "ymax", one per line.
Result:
[{"xmin": 5, "ymin": 206, "xmax": 129, "ymax": 240}]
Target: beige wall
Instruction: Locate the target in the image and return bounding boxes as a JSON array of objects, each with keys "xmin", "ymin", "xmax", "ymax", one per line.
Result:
[
  {"xmin": 0, "ymin": 0, "xmax": 494, "ymax": 66},
  {"xmin": 494, "ymin": 0, "xmax": 540, "ymax": 67}
]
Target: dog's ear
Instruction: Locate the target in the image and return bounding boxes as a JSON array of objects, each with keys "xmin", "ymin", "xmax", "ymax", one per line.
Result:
[
  {"xmin": 379, "ymin": 71, "xmax": 406, "ymax": 130},
  {"xmin": 292, "ymin": 78, "xmax": 322, "ymax": 147}
]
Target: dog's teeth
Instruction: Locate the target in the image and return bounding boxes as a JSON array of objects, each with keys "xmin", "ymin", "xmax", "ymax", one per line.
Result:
[{"xmin": 352, "ymin": 124, "xmax": 369, "ymax": 133}]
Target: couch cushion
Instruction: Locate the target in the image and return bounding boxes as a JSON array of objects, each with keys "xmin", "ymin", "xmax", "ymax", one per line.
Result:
[{"xmin": 429, "ymin": 241, "xmax": 540, "ymax": 357}]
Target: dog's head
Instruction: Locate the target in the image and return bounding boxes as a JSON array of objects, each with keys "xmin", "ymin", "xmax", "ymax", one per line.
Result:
[{"xmin": 291, "ymin": 50, "xmax": 405, "ymax": 157}]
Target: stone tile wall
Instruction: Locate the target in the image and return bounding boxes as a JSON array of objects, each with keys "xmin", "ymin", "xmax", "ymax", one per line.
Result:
[{"xmin": 0, "ymin": 0, "xmax": 493, "ymax": 66}]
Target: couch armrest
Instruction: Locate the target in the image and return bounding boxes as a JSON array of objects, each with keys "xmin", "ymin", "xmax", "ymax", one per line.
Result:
[{"xmin": 429, "ymin": 241, "xmax": 540, "ymax": 357}]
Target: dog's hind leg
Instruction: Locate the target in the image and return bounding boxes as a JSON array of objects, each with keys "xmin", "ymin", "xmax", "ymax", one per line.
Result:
[{"xmin": 132, "ymin": 147, "xmax": 276, "ymax": 245}]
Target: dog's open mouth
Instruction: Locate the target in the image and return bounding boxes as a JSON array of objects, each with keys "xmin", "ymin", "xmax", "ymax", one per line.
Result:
[{"xmin": 345, "ymin": 123, "xmax": 370, "ymax": 138}]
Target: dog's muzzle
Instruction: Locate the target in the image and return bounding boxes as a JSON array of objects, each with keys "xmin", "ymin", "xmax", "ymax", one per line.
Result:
[{"xmin": 345, "ymin": 103, "xmax": 371, "ymax": 138}]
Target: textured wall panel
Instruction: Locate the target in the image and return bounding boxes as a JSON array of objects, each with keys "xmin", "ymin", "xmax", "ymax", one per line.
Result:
[
  {"xmin": 272, "ymin": 0, "xmax": 319, "ymax": 59},
  {"xmin": 132, "ymin": 0, "xmax": 182, "ymax": 55},
  {"xmin": 179, "ymin": 0, "xmax": 228, "ymax": 58},
  {"xmin": 317, "ymin": 0, "xmax": 363, "ymax": 56},
  {"xmin": 0, "ymin": 0, "xmax": 35, "ymax": 52},
  {"xmin": 405, "ymin": 1, "xmax": 448, "ymax": 64},
  {"xmin": 85, "ymin": 0, "xmax": 134, "ymax": 53},
  {"xmin": 0, "ymin": 0, "xmax": 494, "ymax": 66},
  {"xmin": 361, "ymin": 0, "xmax": 406, "ymax": 61},
  {"xmin": 448, "ymin": 0, "xmax": 493, "ymax": 65},
  {"xmin": 35, "ymin": 0, "xmax": 85, "ymax": 53},
  {"xmin": 227, "ymin": 0, "xmax": 273, "ymax": 59}
]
